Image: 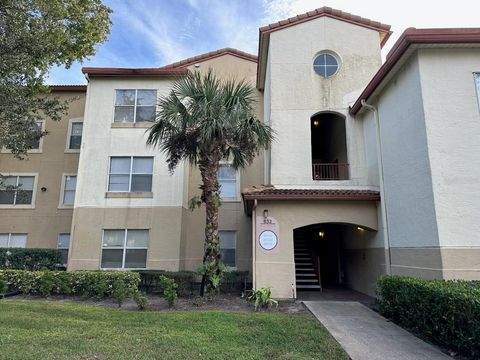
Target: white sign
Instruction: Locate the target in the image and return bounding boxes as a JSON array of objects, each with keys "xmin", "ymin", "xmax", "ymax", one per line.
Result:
[{"xmin": 259, "ymin": 230, "xmax": 278, "ymax": 251}]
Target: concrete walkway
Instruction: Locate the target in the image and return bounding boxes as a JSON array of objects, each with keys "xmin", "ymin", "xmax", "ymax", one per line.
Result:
[{"xmin": 304, "ymin": 301, "xmax": 452, "ymax": 360}]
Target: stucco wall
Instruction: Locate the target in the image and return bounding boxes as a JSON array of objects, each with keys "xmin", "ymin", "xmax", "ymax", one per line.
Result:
[
  {"xmin": 265, "ymin": 16, "xmax": 383, "ymax": 188},
  {"xmin": 418, "ymin": 48, "xmax": 480, "ymax": 249},
  {"xmin": 374, "ymin": 54, "xmax": 440, "ymax": 249},
  {"xmin": 0, "ymin": 91, "xmax": 84, "ymax": 248}
]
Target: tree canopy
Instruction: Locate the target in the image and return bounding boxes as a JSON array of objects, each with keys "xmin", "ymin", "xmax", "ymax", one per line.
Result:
[{"xmin": 0, "ymin": 0, "xmax": 111, "ymax": 156}]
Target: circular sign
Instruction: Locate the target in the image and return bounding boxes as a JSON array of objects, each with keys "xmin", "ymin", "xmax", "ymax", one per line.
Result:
[{"xmin": 259, "ymin": 230, "xmax": 278, "ymax": 251}]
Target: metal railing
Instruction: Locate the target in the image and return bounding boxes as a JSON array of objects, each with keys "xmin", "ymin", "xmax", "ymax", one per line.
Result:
[{"xmin": 312, "ymin": 163, "xmax": 349, "ymax": 180}]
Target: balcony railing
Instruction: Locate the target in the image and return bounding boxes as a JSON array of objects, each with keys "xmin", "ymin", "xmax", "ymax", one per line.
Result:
[{"xmin": 312, "ymin": 163, "xmax": 349, "ymax": 180}]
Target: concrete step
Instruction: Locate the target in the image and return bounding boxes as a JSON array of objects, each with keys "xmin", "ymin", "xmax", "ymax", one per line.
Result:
[
  {"xmin": 296, "ymin": 273, "xmax": 317, "ymax": 277},
  {"xmin": 296, "ymin": 279, "xmax": 319, "ymax": 284},
  {"xmin": 296, "ymin": 284, "xmax": 321, "ymax": 290}
]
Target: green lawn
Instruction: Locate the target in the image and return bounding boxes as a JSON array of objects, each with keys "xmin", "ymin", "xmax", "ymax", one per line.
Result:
[{"xmin": 0, "ymin": 300, "xmax": 348, "ymax": 360}]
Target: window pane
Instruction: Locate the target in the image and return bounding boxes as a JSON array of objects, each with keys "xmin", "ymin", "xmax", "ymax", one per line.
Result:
[
  {"xmin": 136, "ymin": 106, "xmax": 156, "ymax": 122},
  {"xmin": 126, "ymin": 230, "xmax": 148, "ymax": 247},
  {"xmin": 101, "ymin": 249, "xmax": 123, "ymax": 268},
  {"xmin": 219, "ymin": 180, "xmax": 236, "ymax": 198},
  {"xmin": 71, "ymin": 123, "xmax": 83, "ymax": 136},
  {"xmin": 63, "ymin": 190, "xmax": 75, "ymax": 205},
  {"xmin": 108, "ymin": 175, "xmax": 130, "ymax": 192},
  {"xmin": 58, "ymin": 234, "xmax": 70, "ymax": 248},
  {"xmin": 218, "ymin": 165, "xmax": 236, "ymax": 179},
  {"xmin": 0, "ymin": 190, "xmax": 15, "ymax": 204},
  {"xmin": 10, "ymin": 234, "xmax": 27, "ymax": 248},
  {"xmin": 132, "ymin": 158, "xmax": 153, "ymax": 174},
  {"xmin": 125, "ymin": 249, "xmax": 147, "ymax": 268},
  {"xmin": 18, "ymin": 176, "xmax": 34, "ymax": 190},
  {"xmin": 70, "ymin": 123, "xmax": 83, "ymax": 149},
  {"xmin": 70, "ymin": 135, "xmax": 82, "ymax": 149},
  {"xmin": 2, "ymin": 176, "xmax": 17, "ymax": 187},
  {"xmin": 219, "ymin": 231, "xmax": 236, "ymax": 249},
  {"xmin": 114, "ymin": 106, "xmax": 135, "ymax": 122},
  {"xmin": 325, "ymin": 66, "xmax": 338, "ymax": 77},
  {"xmin": 115, "ymin": 90, "xmax": 136, "ymax": 105},
  {"xmin": 65, "ymin": 176, "xmax": 76, "ymax": 190},
  {"xmin": 103, "ymin": 230, "xmax": 125, "ymax": 247},
  {"xmin": 59, "ymin": 249, "xmax": 69, "ymax": 265},
  {"xmin": 15, "ymin": 190, "xmax": 33, "ymax": 204},
  {"xmin": 325, "ymin": 54, "xmax": 338, "ymax": 66},
  {"xmin": 0, "ymin": 234, "xmax": 8, "ymax": 247},
  {"xmin": 110, "ymin": 157, "xmax": 131, "ymax": 174},
  {"xmin": 131, "ymin": 174, "xmax": 152, "ymax": 192},
  {"xmin": 313, "ymin": 55, "xmax": 326, "ymax": 66},
  {"xmin": 136, "ymin": 90, "xmax": 156, "ymax": 105},
  {"xmin": 221, "ymin": 249, "xmax": 235, "ymax": 267}
]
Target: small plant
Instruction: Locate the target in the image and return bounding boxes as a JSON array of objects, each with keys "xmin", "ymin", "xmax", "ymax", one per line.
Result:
[
  {"xmin": 159, "ymin": 275, "xmax": 178, "ymax": 307},
  {"xmin": 133, "ymin": 290, "xmax": 148, "ymax": 310},
  {"xmin": 246, "ymin": 287, "xmax": 278, "ymax": 311}
]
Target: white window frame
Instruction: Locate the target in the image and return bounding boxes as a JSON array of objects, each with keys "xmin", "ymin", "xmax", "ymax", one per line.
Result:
[
  {"xmin": 0, "ymin": 233, "xmax": 27, "ymax": 248},
  {"xmin": 219, "ymin": 230, "xmax": 237, "ymax": 269},
  {"xmin": 58, "ymin": 173, "xmax": 77, "ymax": 208},
  {"xmin": 0, "ymin": 173, "xmax": 37, "ymax": 209},
  {"xmin": 218, "ymin": 162, "xmax": 240, "ymax": 202},
  {"xmin": 57, "ymin": 233, "xmax": 70, "ymax": 265},
  {"xmin": 474, "ymin": 72, "xmax": 480, "ymax": 112},
  {"xmin": 107, "ymin": 156, "xmax": 154, "ymax": 193},
  {"xmin": 65, "ymin": 117, "xmax": 83, "ymax": 153},
  {"xmin": 113, "ymin": 89, "xmax": 157, "ymax": 124},
  {"xmin": 101, "ymin": 229, "xmax": 149, "ymax": 269}
]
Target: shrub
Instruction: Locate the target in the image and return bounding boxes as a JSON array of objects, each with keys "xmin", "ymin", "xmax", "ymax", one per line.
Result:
[
  {"xmin": 133, "ymin": 290, "xmax": 148, "ymax": 310},
  {"xmin": 0, "ymin": 270, "xmax": 148, "ymax": 309},
  {"xmin": 136, "ymin": 270, "xmax": 197, "ymax": 296},
  {"xmin": 377, "ymin": 275, "xmax": 480, "ymax": 359},
  {"xmin": 246, "ymin": 287, "xmax": 278, "ymax": 311},
  {"xmin": 159, "ymin": 275, "xmax": 178, "ymax": 307},
  {"xmin": 0, "ymin": 272, "xmax": 7, "ymax": 296},
  {"xmin": 0, "ymin": 248, "xmax": 63, "ymax": 271}
]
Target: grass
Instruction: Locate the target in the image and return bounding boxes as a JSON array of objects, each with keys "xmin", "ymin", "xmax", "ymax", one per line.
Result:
[{"xmin": 0, "ymin": 300, "xmax": 348, "ymax": 360}]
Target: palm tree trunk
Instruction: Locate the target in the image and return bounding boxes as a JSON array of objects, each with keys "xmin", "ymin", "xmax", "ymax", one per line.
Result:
[{"xmin": 198, "ymin": 152, "xmax": 221, "ymax": 296}]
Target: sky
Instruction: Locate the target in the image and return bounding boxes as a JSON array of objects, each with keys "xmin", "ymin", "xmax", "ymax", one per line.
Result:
[{"xmin": 48, "ymin": 0, "xmax": 480, "ymax": 85}]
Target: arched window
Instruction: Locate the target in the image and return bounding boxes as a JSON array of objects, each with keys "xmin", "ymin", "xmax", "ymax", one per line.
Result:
[{"xmin": 310, "ymin": 112, "xmax": 348, "ymax": 180}]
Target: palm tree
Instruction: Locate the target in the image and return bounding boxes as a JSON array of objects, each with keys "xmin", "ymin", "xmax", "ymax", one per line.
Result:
[{"xmin": 147, "ymin": 69, "xmax": 273, "ymax": 296}]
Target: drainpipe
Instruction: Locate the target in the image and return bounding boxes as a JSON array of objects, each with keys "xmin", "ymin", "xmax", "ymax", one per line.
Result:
[
  {"xmin": 361, "ymin": 100, "xmax": 392, "ymax": 275},
  {"xmin": 252, "ymin": 199, "xmax": 258, "ymax": 291}
]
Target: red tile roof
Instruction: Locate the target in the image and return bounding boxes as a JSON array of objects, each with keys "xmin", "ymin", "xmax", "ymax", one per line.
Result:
[
  {"xmin": 160, "ymin": 48, "xmax": 257, "ymax": 69},
  {"xmin": 81, "ymin": 67, "xmax": 187, "ymax": 77},
  {"xmin": 242, "ymin": 186, "xmax": 380, "ymax": 201},
  {"xmin": 350, "ymin": 27, "xmax": 480, "ymax": 115},
  {"xmin": 49, "ymin": 85, "xmax": 87, "ymax": 92},
  {"xmin": 256, "ymin": 7, "xmax": 392, "ymax": 90}
]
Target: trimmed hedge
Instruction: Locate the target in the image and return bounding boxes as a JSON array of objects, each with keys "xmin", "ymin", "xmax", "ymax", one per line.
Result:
[
  {"xmin": 136, "ymin": 270, "xmax": 250, "ymax": 296},
  {"xmin": 0, "ymin": 270, "xmax": 147, "ymax": 308},
  {"xmin": 0, "ymin": 248, "xmax": 63, "ymax": 271},
  {"xmin": 377, "ymin": 275, "xmax": 480, "ymax": 358}
]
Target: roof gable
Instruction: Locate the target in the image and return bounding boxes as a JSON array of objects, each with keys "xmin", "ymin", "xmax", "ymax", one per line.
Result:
[{"xmin": 160, "ymin": 48, "xmax": 257, "ymax": 69}]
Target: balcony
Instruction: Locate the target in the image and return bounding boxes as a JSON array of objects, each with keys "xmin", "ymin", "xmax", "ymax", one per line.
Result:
[{"xmin": 312, "ymin": 163, "xmax": 349, "ymax": 180}]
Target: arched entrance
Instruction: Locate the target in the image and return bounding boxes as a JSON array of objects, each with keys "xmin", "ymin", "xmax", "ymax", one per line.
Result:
[
  {"xmin": 310, "ymin": 112, "xmax": 348, "ymax": 180},
  {"xmin": 294, "ymin": 223, "xmax": 375, "ymax": 293}
]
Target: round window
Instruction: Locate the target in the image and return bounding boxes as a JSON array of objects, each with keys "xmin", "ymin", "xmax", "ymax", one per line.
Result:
[{"xmin": 313, "ymin": 53, "xmax": 339, "ymax": 78}]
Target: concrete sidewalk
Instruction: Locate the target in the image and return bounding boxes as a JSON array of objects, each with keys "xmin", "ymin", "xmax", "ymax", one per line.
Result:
[{"xmin": 304, "ymin": 301, "xmax": 452, "ymax": 360}]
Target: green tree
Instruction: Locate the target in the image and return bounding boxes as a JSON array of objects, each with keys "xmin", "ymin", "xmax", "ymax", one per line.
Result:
[
  {"xmin": 147, "ymin": 70, "xmax": 273, "ymax": 296},
  {"xmin": 0, "ymin": 0, "xmax": 111, "ymax": 157}
]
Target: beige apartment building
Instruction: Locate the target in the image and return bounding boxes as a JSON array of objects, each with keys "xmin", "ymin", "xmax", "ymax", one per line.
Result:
[{"xmin": 1, "ymin": 7, "xmax": 480, "ymax": 298}]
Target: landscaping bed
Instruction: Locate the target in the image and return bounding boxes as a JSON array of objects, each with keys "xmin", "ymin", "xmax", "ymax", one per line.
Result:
[{"xmin": 0, "ymin": 300, "xmax": 348, "ymax": 360}]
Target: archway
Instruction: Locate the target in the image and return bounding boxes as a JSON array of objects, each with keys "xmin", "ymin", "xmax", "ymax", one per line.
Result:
[{"xmin": 310, "ymin": 112, "xmax": 348, "ymax": 180}]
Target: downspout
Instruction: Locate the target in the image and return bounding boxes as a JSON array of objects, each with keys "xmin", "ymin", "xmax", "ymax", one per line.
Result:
[
  {"xmin": 361, "ymin": 100, "xmax": 392, "ymax": 275},
  {"xmin": 252, "ymin": 199, "xmax": 258, "ymax": 290}
]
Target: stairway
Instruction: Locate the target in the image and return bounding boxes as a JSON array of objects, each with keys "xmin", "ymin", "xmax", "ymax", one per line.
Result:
[{"xmin": 294, "ymin": 235, "xmax": 321, "ymax": 291}]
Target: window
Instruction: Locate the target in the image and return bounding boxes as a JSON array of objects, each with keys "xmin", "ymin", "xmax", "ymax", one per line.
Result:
[
  {"xmin": 218, "ymin": 164, "xmax": 237, "ymax": 199},
  {"xmin": 58, "ymin": 234, "xmax": 70, "ymax": 265},
  {"xmin": 114, "ymin": 89, "xmax": 157, "ymax": 123},
  {"xmin": 62, "ymin": 175, "xmax": 76, "ymax": 206},
  {"xmin": 31, "ymin": 121, "xmax": 43, "ymax": 150},
  {"xmin": 101, "ymin": 229, "xmax": 148, "ymax": 268},
  {"xmin": 313, "ymin": 53, "xmax": 340, "ymax": 78},
  {"xmin": 475, "ymin": 73, "xmax": 480, "ymax": 109},
  {"xmin": 0, "ymin": 176, "xmax": 35, "ymax": 205},
  {"xmin": 69, "ymin": 122, "xmax": 83, "ymax": 149},
  {"xmin": 219, "ymin": 231, "xmax": 236, "ymax": 268},
  {"xmin": 0, "ymin": 233, "xmax": 27, "ymax": 248},
  {"xmin": 108, "ymin": 157, "xmax": 153, "ymax": 192}
]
